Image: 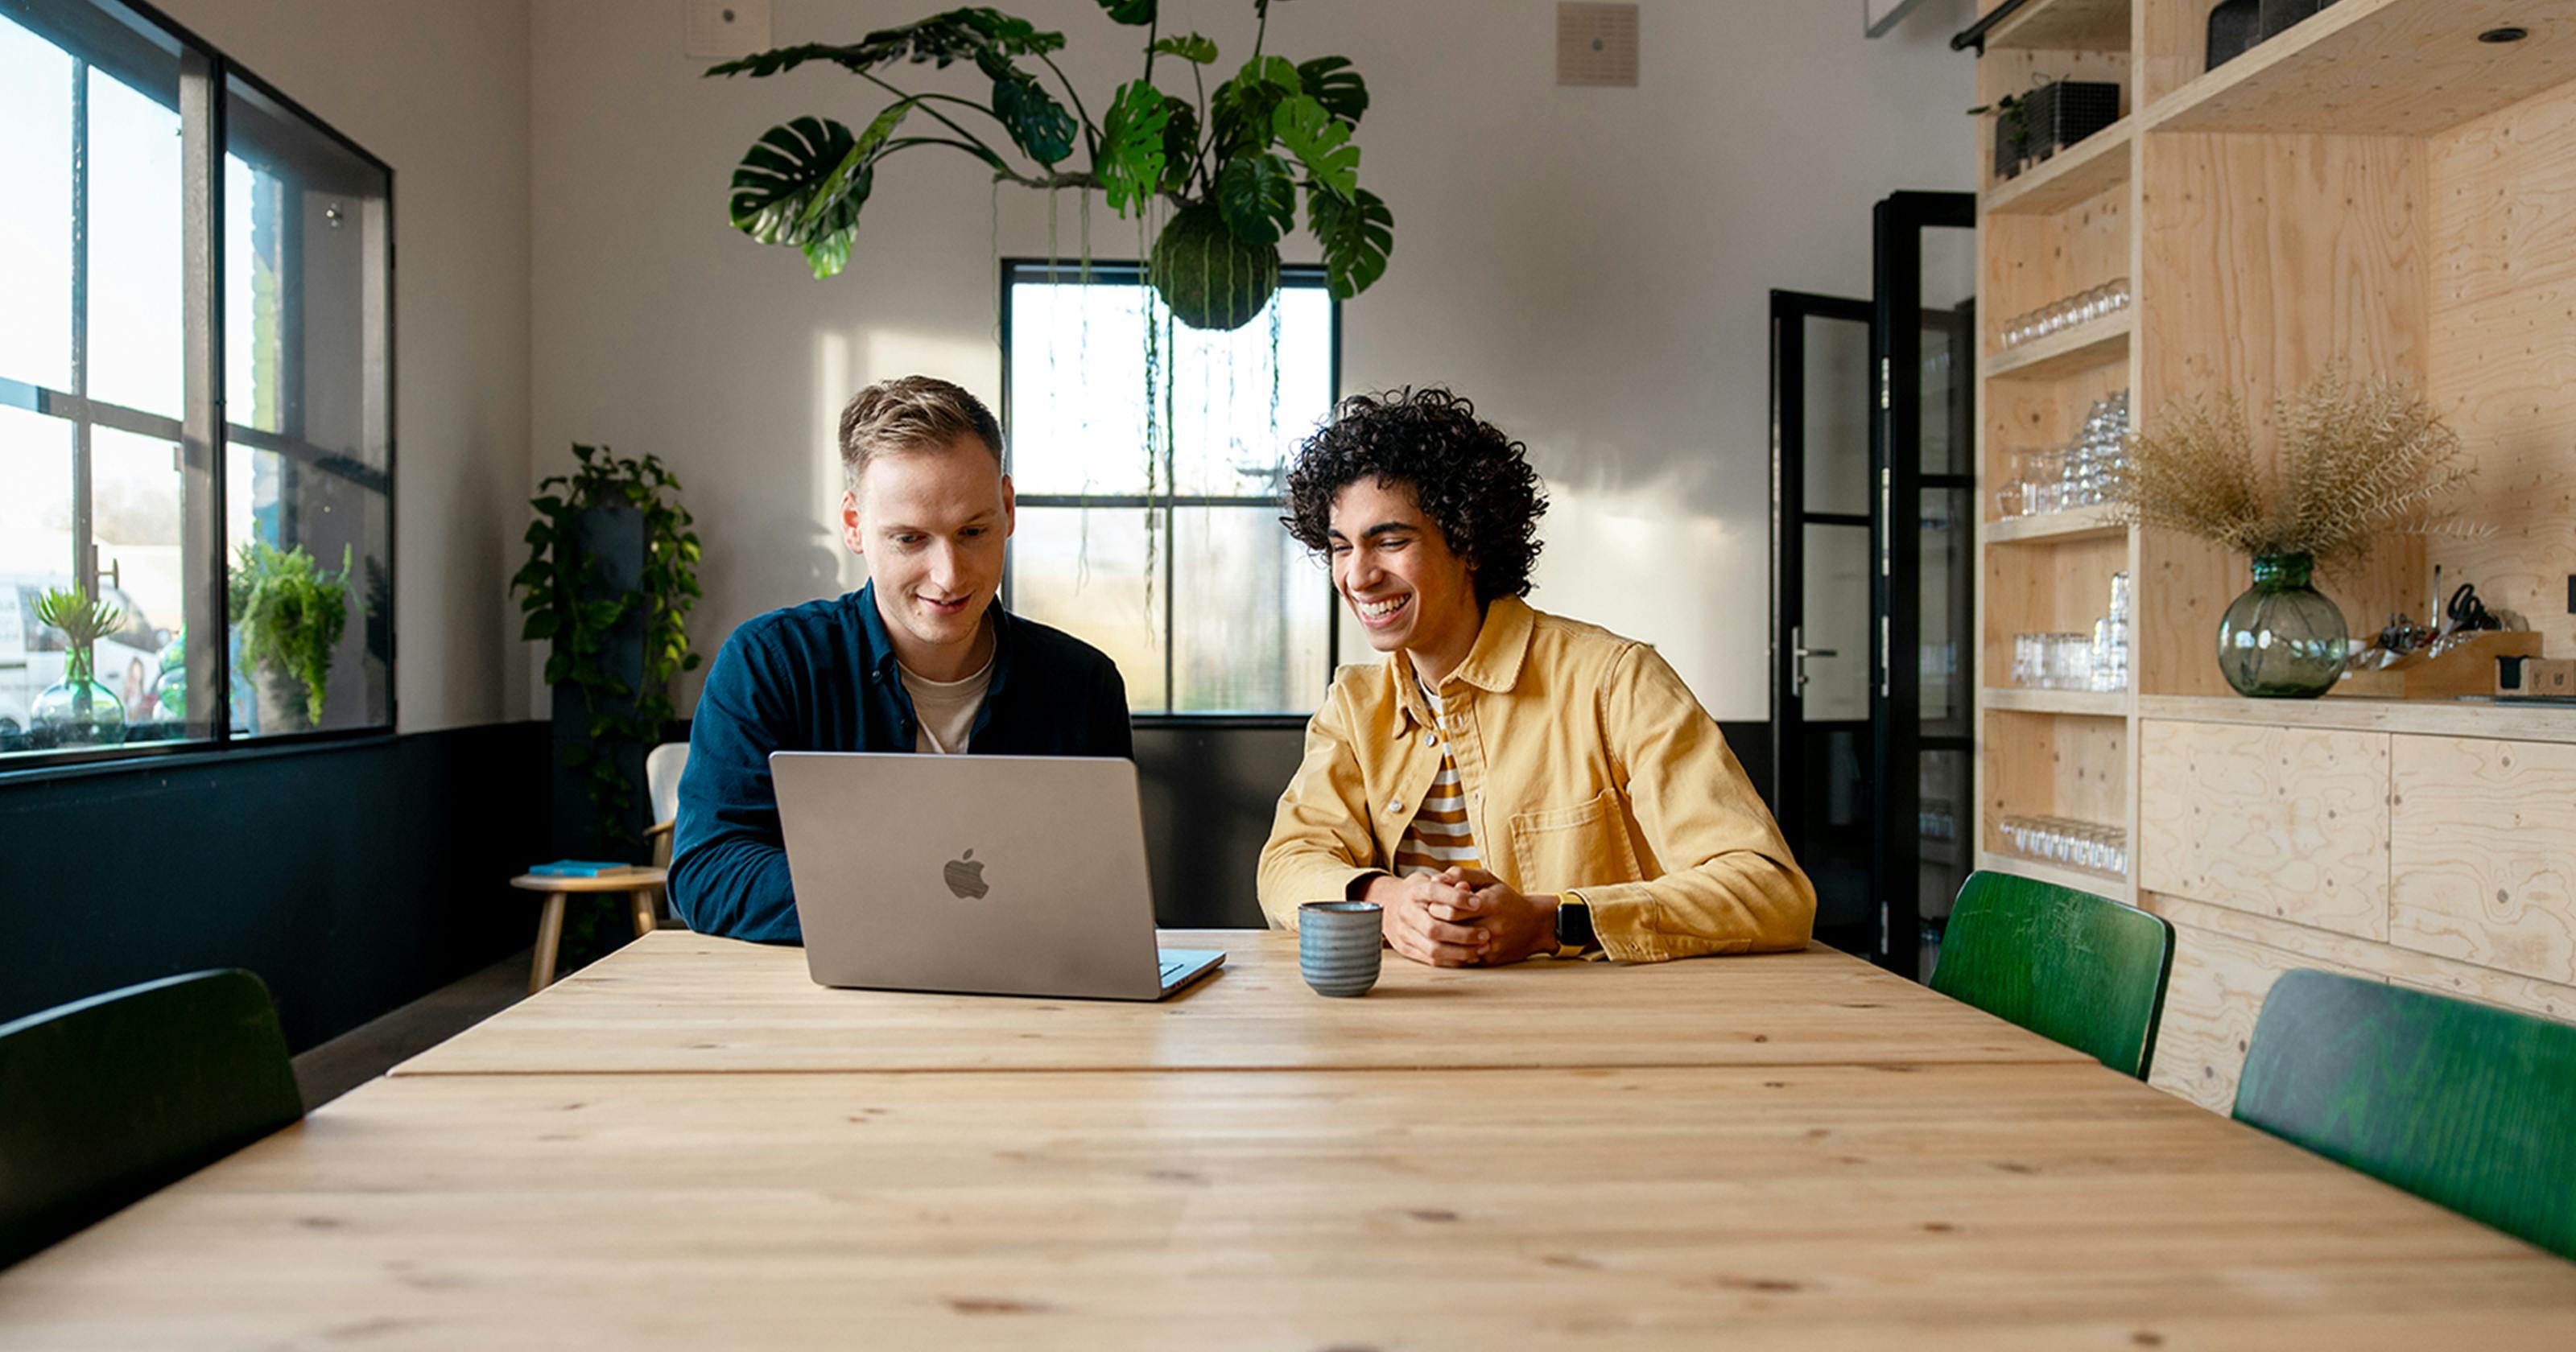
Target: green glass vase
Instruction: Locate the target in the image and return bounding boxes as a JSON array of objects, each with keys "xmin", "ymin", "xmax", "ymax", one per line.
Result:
[
  {"xmin": 31, "ymin": 647, "xmax": 126, "ymax": 746},
  {"xmin": 2215, "ymin": 553, "xmax": 2348, "ymax": 699}
]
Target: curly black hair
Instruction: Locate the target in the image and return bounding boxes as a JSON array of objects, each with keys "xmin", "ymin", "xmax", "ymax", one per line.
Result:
[{"xmin": 1280, "ymin": 387, "xmax": 1548, "ymax": 604}]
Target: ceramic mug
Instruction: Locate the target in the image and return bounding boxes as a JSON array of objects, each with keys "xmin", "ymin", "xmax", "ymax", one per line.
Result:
[{"xmin": 1298, "ymin": 901, "xmax": 1385, "ymax": 997}]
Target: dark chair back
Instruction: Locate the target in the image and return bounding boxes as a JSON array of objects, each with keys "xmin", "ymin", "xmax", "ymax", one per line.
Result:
[
  {"xmin": 2235, "ymin": 969, "xmax": 2576, "ymax": 1262},
  {"xmin": 0, "ymin": 969, "xmax": 303, "ymax": 1268},
  {"xmin": 1930, "ymin": 869, "xmax": 2177, "ymax": 1078}
]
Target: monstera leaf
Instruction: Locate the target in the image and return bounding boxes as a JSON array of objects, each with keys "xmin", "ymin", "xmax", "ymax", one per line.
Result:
[
  {"xmin": 728, "ymin": 105, "xmax": 915, "ymax": 278},
  {"xmin": 1215, "ymin": 152, "xmax": 1296, "ymax": 247},
  {"xmin": 1208, "ymin": 55, "xmax": 1300, "ymax": 162},
  {"xmin": 1095, "ymin": 80, "xmax": 1170, "ymax": 216},
  {"xmin": 1158, "ymin": 95, "xmax": 1199, "ymax": 192},
  {"xmin": 1310, "ymin": 184, "xmax": 1392, "ymax": 299},
  {"xmin": 705, "ymin": 11, "xmax": 1063, "ymax": 80},
  {"xmin": 979, "ymin": 49, "xmax": 1076, "ymax": 165},
  {"xmin": 1271, "ymin": 93, "xmax": 1358, "ymax": 201},
  {"xmin": 1297, "ymin": 56, "xmax": 1367, "ymax": 126},
  {"xmin": 1148, "ymin": 32, "xmax": 1218, "ymax": 64},
  {"xmin": 1096, "ymin": 0, "xmax": 1155, "ymax": 25}
]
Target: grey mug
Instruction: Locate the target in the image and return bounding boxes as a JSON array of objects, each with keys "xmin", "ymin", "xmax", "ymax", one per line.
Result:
[{"xmin": 1298, "ymin": 901, "xmax": 1384, "ymax": 997}]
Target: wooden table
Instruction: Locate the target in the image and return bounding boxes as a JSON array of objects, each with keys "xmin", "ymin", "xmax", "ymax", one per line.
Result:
[
  {"xmin": 506, "ymin": 869, "xmax": 670, "ymax": 994},
  {"xmin": 6, "ymin": 931, "xmax": 2575, "ymax": 1349},
  {"xmin": 391, "ymin": 930, "xmax": 2095, "ymax": 1075}
]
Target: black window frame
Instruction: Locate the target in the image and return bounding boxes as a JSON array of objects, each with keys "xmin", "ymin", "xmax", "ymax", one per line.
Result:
[
  {"xmin": 995, "ymin": 257, "xmax": 1340, "ymax": 729},
  {"xmin": 0, "ymin": 0, "xmax": 397, "ymax": 777}
]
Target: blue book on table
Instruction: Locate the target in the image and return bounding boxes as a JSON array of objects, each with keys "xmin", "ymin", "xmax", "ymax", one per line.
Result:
[{"xmin": 528, "ymin": 859, "xmax": 639, "ymax": 878}]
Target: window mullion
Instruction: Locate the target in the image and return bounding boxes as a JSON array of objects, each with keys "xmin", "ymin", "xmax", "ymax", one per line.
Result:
[
  {"xmin": 69, "ymin": 55, "xmax": 93, "ymax": 596},
  {"xmin": 179, "ymin": 46, "xmax": 227, "ymax": 742}
]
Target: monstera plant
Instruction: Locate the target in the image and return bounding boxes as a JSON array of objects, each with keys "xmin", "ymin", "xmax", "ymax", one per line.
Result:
[{"xmin": 710, "ymin": 0, "xmax": 1393, "ymax": 329}]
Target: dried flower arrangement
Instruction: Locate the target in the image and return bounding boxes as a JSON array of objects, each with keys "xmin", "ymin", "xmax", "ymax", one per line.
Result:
[{"xmin": 2111, "ymin": 369, "xmax": 2483, "ymax": 565}]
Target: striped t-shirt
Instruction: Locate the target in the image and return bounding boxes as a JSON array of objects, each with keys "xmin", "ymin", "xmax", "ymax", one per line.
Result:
[{"xmin": 1394, "ymin": 681, "xmax": 1482, "ymax": 876}]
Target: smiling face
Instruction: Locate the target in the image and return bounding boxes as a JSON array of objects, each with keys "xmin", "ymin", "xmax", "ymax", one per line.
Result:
[
  {"xmin": 841, "ymin": 435, "xmax": 1014, "ymax": 680},
  {"xmin": 1327, "ymin": 476, "xmax": 1485, "ymax": 685}
]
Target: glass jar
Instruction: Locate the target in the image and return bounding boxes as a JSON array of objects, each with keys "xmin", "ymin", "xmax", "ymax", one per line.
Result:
[{"xmin": 32, "ymin": 672, "xmax": 127, "ymax": 748}]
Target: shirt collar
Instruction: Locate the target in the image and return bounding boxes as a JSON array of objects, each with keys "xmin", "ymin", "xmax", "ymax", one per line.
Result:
[
  {"xmin": 1388, "ymin": 596, "xmax": 1535, "ymax": 729},
  {"xmin": 855, "ymin": 580, "xmax": 1015, "ymax": 699}
]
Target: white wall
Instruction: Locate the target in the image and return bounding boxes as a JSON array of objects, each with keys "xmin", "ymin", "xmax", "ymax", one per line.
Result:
[
  {"xmin": 531, "ymin": 0, "xmax": 1975, "ymax": 720},
  {"xmin": 163, "ymin": 0, "xmax": 534, "ymax": 732}
]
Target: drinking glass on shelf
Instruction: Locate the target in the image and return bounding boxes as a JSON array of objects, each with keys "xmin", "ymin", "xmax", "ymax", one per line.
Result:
[{"xmin": 2107, "ymin": 276, "xmax": 2132, "ymax": 311}]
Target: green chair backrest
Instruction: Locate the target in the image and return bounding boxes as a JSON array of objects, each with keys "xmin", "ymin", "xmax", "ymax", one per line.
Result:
[
  {"xmin": 2234, "ymin": 969, "xmax": 2576, "ymax": 1262},
  {"xmin": 0, "ymin": 969, "xmax": 303, "ymax": 1268},
  {"xmin": 1930, "ymin": 869, "xmax": 2177, "ymax": 1078}
]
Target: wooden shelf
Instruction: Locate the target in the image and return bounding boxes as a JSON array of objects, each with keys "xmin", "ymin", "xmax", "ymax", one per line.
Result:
[
  {"xmin": 1984, "ymin": 687, "xmax": 2127, "ymax": 716},
  {"xmin": 1985, "ymin": 0, "xmax": 2133, "ymax": 53},
  {"xmin": 1984, "ymin": 118, "xmax": 2134, "ymax": 217},
  {"xmin": 2146, "ymin": 0, "xmax": 2576, "ymax": 136},
  {"xmin": 1977, "ymin": 850, "xmax": 2130, "ymax": 899},
  {"xmin": 1984, "ymin": 503, "xmax": 2127, "ymax": 544},
  {"xmin": 2137, "ymin": 694, "xmax": 2576, "ymax": 744},
  {"xmin": 1984, "ymin": 313, "xmax": 2131, "ymax": 381}
]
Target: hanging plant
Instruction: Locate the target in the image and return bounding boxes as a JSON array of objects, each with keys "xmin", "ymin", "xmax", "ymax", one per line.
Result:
[
  {"xmin": 708, "ymin": 0, "xmax": 1394, "ymax": 329},
  {"xmin": 511, "ymin": 443, "xmax": 704, "ymax": 849},
  {"xmin": 229, "ymin": 539, "xmax": 357, "ymax": 730}
]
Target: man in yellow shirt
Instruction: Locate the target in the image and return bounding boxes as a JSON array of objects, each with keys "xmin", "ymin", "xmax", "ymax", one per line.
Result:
[{"xmin": 1257, "ymin": 387, "xmax": 1815, "ymax": 966}]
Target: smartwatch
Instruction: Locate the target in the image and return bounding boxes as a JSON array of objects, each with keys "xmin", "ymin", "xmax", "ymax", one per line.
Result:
[{"xmin": 1553, "ymin": 892, "xmax": 1594, "ymax": 958}]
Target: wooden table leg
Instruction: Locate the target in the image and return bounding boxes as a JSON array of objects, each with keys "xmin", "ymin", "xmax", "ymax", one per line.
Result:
[
  {"xmin": 531, "ymin": 894, "xmax": 568, "ymax": 995},
  {"xmin": 630, "ymin": 888, "xmax": 658, "ymax": 938}
]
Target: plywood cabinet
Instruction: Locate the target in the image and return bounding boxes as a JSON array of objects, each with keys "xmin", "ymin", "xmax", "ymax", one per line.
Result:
[
  {"xmin": 1971, "ymin": 0, "xmax": 2576, "ymax": 1114},
  {"xmin": 2137, "ymin": 720, "xmax": 2389, "ymax": 938}
]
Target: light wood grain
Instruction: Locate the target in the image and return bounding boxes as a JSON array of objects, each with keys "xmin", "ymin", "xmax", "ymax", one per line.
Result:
[
  {"xmin": 388, "ymin": 930, "xmax": 2091, "ymax": 1077},
  {"xmin": 2391, "ymin": 735, "xmax": 2576, "ymax": 984},
  {"xmin": 2143, "ymin": 888, "xmax": 2576, "ymax": 1024},
  {"xmin": 2147, "ymin": 0, "xmax": 2576, "ymax": 136},
  {"xmin": 2428, "ymin": 76, "xmax": 2576, "ymax": 661},
  {"xmin": 1977, "ymin": 44, "xmax": 2135, "ymax": 196},
  {"xmin": 2138, "ymin": 693, "xmax": 2576, "ymax": 743},
  {"xmin": 2137, "ymin": 719, "xmax": 2392, "ymax": 938},
  {"xmin": 1985, "ymin": 118, "xmax": 2136, "ymax": 217},
  {"xmin": 1983, "ymin": 502, "xmax": 2127, "ymax": 543},
  {"xmin": 1988, "ymin": 311, "xmax": 2132, "ymax": 382},
  {"xmin": 9, "ymin": 1064, "xmax": 2576, "ymax": 1350},
  {"xmin": 2137, "ymin": 906, "xmax": 2387, "ymax": 1111},
  {"xmin": 1975, "ymin": 849, "xmax": 2130, "ymax": 901},
  {"xmin": 1986, "ymin": 0, "xmax": 2134, "ymax": 53},
  {"xmin": 1982, "ymin": 709, "xmax": 2130, "ymax": 860},
  {"xmin": 1982, "ymin": 686, "xmax": 2126, "ymax": 715}
]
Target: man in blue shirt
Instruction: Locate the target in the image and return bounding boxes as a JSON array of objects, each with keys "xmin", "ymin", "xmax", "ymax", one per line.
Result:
[{"xmin": 670, "ymin": 376, "xmax": 1132, "ymax": 942}]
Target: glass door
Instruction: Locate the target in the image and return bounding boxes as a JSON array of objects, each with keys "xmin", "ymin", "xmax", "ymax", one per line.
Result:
[
  {"xmin": 1872, "ymin": 191, "xmax": 1979, "ymax": 979},
  {"xmin": 1768, "ymin": 290, "xmax": 1876, "ymax": 958}
]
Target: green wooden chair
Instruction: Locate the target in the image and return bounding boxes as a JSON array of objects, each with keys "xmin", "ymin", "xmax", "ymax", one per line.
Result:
[
  {"xmin": 2235, "ymin": 969, "xmax": 2576, "ymax": 1262},
  {"xmin": 1930, "ymin": 869, "xmax": 2177, "ymax": 1078},
  {"xmin": 0, "ymin": 969, "xmax": 304, "ymax": 1269}
]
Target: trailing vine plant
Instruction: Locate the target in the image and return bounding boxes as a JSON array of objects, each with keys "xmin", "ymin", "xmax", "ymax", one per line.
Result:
[
  {"xmin": 511, "ymin": 443, "xmax": 704, "ymax": 850},
  {"xmin": 229, "ymin": 540, "xmax": 357, "ymax": 727}
]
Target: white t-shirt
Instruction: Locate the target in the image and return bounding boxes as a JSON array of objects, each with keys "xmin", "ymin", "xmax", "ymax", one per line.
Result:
[{"xmin": 898, "ymin": 655, "xmax": 995, "ymax": 755}]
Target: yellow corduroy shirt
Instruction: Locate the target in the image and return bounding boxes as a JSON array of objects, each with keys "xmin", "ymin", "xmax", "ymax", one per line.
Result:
[{"xmin": 1257, "ymin": 596, "xmax": 1817, "ymax": 962}]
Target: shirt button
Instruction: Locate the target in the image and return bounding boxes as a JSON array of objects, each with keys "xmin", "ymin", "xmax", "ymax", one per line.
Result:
[
  {"xmin": 1387, "ymin": 798, "xmax": 1402, "ymax": 814},
  {"xmin": 1422, "ymin": 732, "xmax": 1438, "ymax": 747}
]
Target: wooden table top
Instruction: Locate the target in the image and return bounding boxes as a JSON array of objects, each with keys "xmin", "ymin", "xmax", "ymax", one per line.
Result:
[
  {"xmin": 390, "ymin": 929, "xmax": 2096, "ymax": 1076},
  {"xmin": 506, "ymin": 868, "xmax": 668, "ymax": 893},
  {"xmin": 7, "ymin": 1063, "xmax": 2573, "ymax": 1350}
]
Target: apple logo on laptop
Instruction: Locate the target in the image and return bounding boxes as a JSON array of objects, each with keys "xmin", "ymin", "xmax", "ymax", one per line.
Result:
[{"xmin": 943, "ymin": 849, "xmax": 989, "ymax": 900}]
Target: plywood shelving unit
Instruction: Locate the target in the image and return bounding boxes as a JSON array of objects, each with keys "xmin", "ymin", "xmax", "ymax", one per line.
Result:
[{"xmin": 1969, "ymin": 0, "xmax": 2576, "ymax": 1111}]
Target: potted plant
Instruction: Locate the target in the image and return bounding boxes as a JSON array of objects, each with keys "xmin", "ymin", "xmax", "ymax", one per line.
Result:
[
  {"xmin": 2111, "ymin": 370, "xmax": 2481, "ymax": 699},
  {"xmin": 229, "ymin": 540, "xmax": 358, "ymax": 732},
  {"xmin": 31, "ymin": 587, "xmax": 126, "ymax": 747},
  {"xmin": 513, "ymin": 444, "xmax": 703, "ymax": 857},
  {"xmin": 1970, "ymin": 93, "xmax": 2029, "ymax": 179},
  {"xmin": 708, "ymin": 0, "xmax": 1392, "ymax": 329}
]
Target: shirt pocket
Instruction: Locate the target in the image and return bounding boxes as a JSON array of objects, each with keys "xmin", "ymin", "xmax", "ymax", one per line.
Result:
[{"xmin": 1508, "ymin": 787, "xmax": 1640, "ymax": 894}]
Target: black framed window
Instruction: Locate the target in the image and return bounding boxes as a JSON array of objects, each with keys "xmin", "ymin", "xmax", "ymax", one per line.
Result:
[
  {"xmin": 0, "ymin": 0, "xmax": 392, "ymax": 767},
  {"xmin": 999, "ymin": 259, "xmax": 1338, "ymax": 717}
]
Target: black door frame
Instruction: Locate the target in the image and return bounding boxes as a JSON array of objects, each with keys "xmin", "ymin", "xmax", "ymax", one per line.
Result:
[
  {"xmin": 1871, "ymin": 189, "xmax": 1979, "ymax": 973},
  {"xmin": 1768, "ymin": 288, "xmax": 1872, "ymax": 861}
]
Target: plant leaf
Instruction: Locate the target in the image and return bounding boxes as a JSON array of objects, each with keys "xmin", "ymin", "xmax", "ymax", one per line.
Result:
[
  {"xmin": 1158, "ymin": 95, "xmax": 1199, "ymax": 192},
  {"xmin": 1272, "ymin": 93, "xmax": 1358, "ymax": 201},
  {"xmin": 978, "ymin": 50, "xmax": 1076, "ymax": 165},
  {"xmin": 1216, "ymin": 152, "xmax": 1296, "ymax": 247},
  {"xmin": 707, "ymin": 10, "xmax": 1067, "ymax": 80},
  {"xmin": 1149, "ymin": 32, "xmax": 1217, "ymax": 64},
  {"xmin": 729, "ymin": 105, "xmax": 911, "ymax": 278},
  {"xmin": 1095, "ymin": 0, "xmax": 1155, "ymax": 25},
  {"xmin": 1095, "ymin": 80, "xmax": 1170, "ymax": 216},
  {"xmin": 1297, "ymin": 56, "xmax": 1368, "ymax": 126},
  {"xmin": 1310, "ymin": 184, "xmax": 1393, "ymax": 299},
  {"xmin": 1208, "ymin": 56, "xmax": 1299, "ymax": 162}
]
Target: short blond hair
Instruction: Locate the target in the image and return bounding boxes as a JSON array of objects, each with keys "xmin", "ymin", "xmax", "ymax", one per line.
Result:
[{"xmin": 837, "ymin": 376, "xmax": 1005, "ymax": 493}]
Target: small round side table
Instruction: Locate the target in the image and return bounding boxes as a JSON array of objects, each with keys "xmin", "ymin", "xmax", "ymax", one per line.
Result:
[{"xmin": 508, "ymin": 868, "xmax": 670, "ymax": 994}]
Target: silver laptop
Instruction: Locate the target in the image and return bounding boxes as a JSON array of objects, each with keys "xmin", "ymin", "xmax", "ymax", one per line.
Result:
[{"xmin": 770, "ymin": 751, "xmax": 1224, "ymax": 1000}]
